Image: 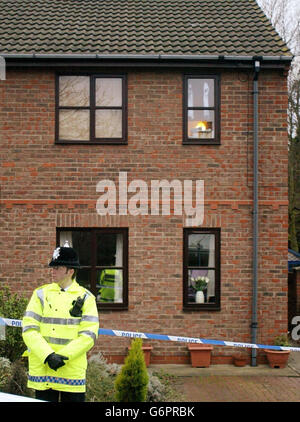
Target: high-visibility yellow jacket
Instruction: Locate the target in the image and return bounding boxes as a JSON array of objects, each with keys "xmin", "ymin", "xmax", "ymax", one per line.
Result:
[
  {"xmin": 22, "ymin": 281, "xmax": 99, "ymax": 393},
  {"xmin": 99, "ymin": 269, "xmax": 116, "ymax": 302}
]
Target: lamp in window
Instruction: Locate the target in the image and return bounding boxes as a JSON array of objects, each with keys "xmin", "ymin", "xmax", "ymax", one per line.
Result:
[
  {"xmin": 191, "ymin": 120, "xmax": 212, "ymax": 139},
  {"xmin": 196, "ymin": 121, "xmax": 207, "ymax": 131}
]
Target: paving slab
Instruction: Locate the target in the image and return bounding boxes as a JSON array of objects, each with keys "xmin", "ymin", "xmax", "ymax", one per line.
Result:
[
  {"xmin": 176, "ymin": 375, "xmax": 300, "ymax": 402},
  {"xmin": 150, "ymin": 350, "xmax": 300, "ymax": 377},
  {"xmin": 149, "ymin": 363, "xmax": 298, "ymax": 377},
  {"xmin": 150, "ymin": 351, "xmax": 300, "ymax": 402}
]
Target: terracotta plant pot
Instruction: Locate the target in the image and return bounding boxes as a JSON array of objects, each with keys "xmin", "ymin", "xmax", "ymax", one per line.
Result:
[
  {"xmin": 188, "ymin": 344, "xmax": 213, "ymax": 368},
  {"xmin": 264, "ymin": 349, "xmax": 290, "ymax": 369},
  {"xmin": 127, "ymin": 345, "xmax": 153, "ymax": 367}
]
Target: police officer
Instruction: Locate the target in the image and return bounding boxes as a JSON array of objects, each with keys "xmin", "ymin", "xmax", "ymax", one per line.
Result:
[{"xmin": 22, "ymin": 242, "xmax": 99, "ymax": 402}]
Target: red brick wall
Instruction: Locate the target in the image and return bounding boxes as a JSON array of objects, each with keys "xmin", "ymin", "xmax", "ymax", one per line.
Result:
[{"xmin": 0, "ymin": 67, "xmax": 289, "ymax": 364}]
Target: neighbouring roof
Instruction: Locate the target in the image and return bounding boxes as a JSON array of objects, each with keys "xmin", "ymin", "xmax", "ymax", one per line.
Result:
[
  {"xmin": 288, "ymin": 248, "xmax": 300, "ymax": 271},
  {"xmin": 0, "ymin": 0, "xmax": 292, "ymax": 57}
]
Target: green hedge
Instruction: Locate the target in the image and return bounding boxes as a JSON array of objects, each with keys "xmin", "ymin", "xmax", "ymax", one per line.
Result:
[{"xmin": 0, "ymin": 286, "xmax": 28, "ymax": 362}]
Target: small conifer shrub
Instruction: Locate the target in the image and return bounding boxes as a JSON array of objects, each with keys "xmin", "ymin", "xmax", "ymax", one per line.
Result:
[{"xmin": 114, "ymin": 338, "xmax": 149, "ymax": 402}]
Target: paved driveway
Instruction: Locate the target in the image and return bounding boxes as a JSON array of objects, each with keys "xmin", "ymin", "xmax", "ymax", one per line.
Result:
[
  {"xmin": 152, "ymin": 350, "xmax": 300, "ymax": 402},
  {"xmin": 177, "ymin": 375, "xmax": 300, "ymax": 402}
]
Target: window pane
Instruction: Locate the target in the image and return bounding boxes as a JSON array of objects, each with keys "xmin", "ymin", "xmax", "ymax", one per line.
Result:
[
  {"xmin": 187, "ymin": 110, "xmax": 214, "ymax": 139},
  {"xmin": 188, "ymin": 269, "xmax": 215, "ymax": 303},
  {"xmin": 75, "ymin": 268, "xmax": 91, "ymax": 291},
  {"xmin": 188, "ymin": 233, "xmax": 215, "ymax": 267},
  {"xmin": 59, "ymin": 109, "xmax": 90, "ymax": 141},
  {"xmin": 188, "ymin": 78, "xmax": 214, "ymax": 108},
  {"xmin": 59, "ymin": 231, "xmax": 92, "ymax": 266},
  {"xmin": 95, "ymin": 109, "xmax": 122, "ymax": 138},
  {"xmin": 96, "ymin": 269, "xmax": 123, "ymax": 303},
  {"xmin": 72, "ymin": 231, "xmax": 92, "ymax": 266},
  {"xmin": 96, "ymin": 233, "xmax": 123, "ymax": 266},
  {"xmin": 96, "ymin": 78, "xmax": 122, "ymax": 107},
  {"xmin": 59, "ymin": 76, "xmax": 90, "ymax": 107}
]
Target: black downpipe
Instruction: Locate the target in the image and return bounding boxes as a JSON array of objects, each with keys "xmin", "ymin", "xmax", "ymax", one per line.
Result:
[{"xmin": 251, "ymin": 59, "xmax": 261, "ymax": 366}]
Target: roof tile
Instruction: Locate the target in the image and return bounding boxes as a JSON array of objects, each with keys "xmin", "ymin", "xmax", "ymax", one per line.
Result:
[{"xmin": 0, "ymin": 0, "xmax": 291, "ymax": 56}]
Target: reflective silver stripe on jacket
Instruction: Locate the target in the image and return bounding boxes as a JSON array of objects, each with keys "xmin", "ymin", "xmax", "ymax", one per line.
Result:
[
  {"xmin": 78, "ymin": 330, "xmax": 96, "ymax": 342},
  {"xmin": 43, "ymin": 336, "xmax": 72, "ymax": 345},
  {"xmin": 42, "ymin": 317, "xmax": 81, "ymax": 325},
  {"xmin": 22, "ymin": 325, "xmax": 40, "ymax": 333},
  {"xmin": 24, "ymin": 311, "xmax": 81, "ymax": 325},
  {"xmin": 81, "ymin": 315, "xmax": 99, "ymax": 323},
  {"xmin": 84, "ymin": 289, "xmax": 92, "ymax": 298},
  {"xmin": 36, "ymin": 288, "xmax": 44, "ymax": 309},
  {"xmin": 24, "ymin": 311, "xmax": 42, "ymax": 322}
]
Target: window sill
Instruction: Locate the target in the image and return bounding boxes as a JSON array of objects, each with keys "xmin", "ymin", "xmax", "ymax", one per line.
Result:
[
  {"xmin": 183, "ymin": 140, "xmax": 220, "ymax": 145},
  {"xmin": 55, "ymin": 140, "xmax": 128, "ymax": 145},
  {"xmin": 97, "ymin": 305, "xmax": 128, "ymax": 311},
  {"xmin": 182, "ymin": 305, "xmax": 221, "ymax": 312}
]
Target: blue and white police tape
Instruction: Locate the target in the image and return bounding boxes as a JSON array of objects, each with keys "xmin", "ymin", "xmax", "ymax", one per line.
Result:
[
  {"xmin": 1, "ymin": 317, "xmax": 300, "ymax": 352},
  {"xmin": 0, "ymin": 317, "xmax": 22, "ymax": 328}
]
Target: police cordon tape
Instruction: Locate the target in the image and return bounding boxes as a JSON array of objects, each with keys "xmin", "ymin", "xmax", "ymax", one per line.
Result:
[{"xmin": 1, "ymin": 317, "xmax": 300, "ymax": 352}]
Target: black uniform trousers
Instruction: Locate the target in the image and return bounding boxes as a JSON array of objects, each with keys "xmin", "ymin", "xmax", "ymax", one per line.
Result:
[{"xmin": 35, "ymin": 389, "xmax": 85, "ymax": 402}]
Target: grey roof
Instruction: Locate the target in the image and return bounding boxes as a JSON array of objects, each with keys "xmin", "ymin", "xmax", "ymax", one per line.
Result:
[{"xmin": 0, "ymin": 0, "xmax": 292, "ymax": 57}]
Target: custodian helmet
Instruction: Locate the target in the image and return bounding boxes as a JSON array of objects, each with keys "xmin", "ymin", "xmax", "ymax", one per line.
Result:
[{"xmin": 48, "ymin": 241, "xmax": 80, "ymax": 269}]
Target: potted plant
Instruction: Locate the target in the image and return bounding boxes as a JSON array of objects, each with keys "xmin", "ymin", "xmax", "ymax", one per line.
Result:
[
  {"xmin": 191, "ymin": 276, "xmax": 209, "ymax": 303},
  {"xmin": 233, "ymin": 350, "xmax": 248, "ymax": 367},
  {"xmin": 265, "ymin": 334, "xmax": 291, "ymax": 369},
  {"xmin": 187, "ymin": 343, "xmax": 213, "ymax": 367}
]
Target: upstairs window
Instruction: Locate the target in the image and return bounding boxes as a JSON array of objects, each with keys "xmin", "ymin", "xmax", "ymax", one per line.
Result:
[
  {"xmin": 56, "ymin": 74, "xmax": 127, "ymax": 144},
  {"xmin": 183, "ymin": 75, "xmax": 220, "ymax": 145}
]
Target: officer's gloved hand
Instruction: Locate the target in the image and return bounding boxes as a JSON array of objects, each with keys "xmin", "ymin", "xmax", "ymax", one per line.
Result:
[{"xmin": 45, "ymin": 352, "xmax": 69, "ymax": 371}]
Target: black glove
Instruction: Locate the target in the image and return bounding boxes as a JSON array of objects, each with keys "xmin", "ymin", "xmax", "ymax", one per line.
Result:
[{"xmin": 45, "ymin": 353, "xmax": 69, "ymax": 371}]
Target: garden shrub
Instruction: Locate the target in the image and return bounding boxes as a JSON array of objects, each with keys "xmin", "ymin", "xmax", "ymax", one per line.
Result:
[
  {"xmin": 146, "ymin": 372, "xmax": 165, "ymax": 401},
  {"xmin": 86, "ymin": 351, "xmax": 181, "ymax": 402},
  {"xmin": 0, "ymin": 286, "xmax": 28, "ymax": 362},
  {"xmin": 114, "ymin": 338, "xmax": 149, "ymax": 402},
  {"xmin": 0, "ymin": 357, "xmax": 12, "ymax": 391},
  {"xmin": 86, "ymin": 353, "xmax": 120, "ymax": 402},
  {"xmin": 2, "ymin": 359, "xmax": 33, "ymax": 398},
  {"xmin": 148, "ymin": 369, "xmax": 184, "ymax": 402}
]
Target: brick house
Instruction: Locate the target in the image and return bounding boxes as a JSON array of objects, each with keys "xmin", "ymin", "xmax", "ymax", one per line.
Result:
[{"xmin": 0, "ymin": 0, "xmax": 292, "ymax": 365}]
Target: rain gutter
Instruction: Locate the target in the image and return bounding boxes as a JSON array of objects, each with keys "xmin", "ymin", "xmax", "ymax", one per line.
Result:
[{"xmin": 0, "ymin": 53, "xmax": 293, "ymax": 62}]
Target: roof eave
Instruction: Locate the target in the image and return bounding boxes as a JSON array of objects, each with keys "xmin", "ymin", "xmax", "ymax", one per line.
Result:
[
  {"xmin": 1, "ymin": 53, "xmax": 293, "ymax": 70},
  {"xmin": 1, "ymin": 53, "xmax": 294, "ymax": 62}
]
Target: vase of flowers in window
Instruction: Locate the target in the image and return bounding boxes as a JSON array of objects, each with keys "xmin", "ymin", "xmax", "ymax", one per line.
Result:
[{"xmin": 191, "ymin": 276, "xmax": 209, "ymax": 303}]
